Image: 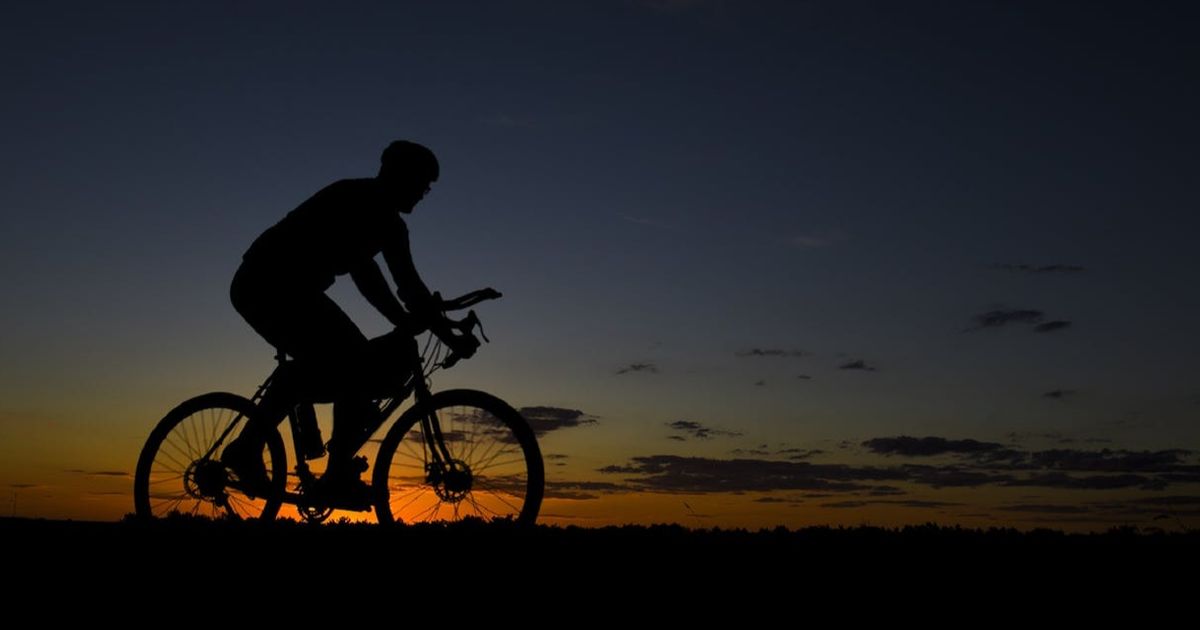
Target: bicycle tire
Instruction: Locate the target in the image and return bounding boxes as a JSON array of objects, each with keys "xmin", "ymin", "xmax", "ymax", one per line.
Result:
[
  {"xmin": 134, "ymin": 392, "xmax": 287, "ymax": 520},
  {"xmin": 373, "ymin": 389, "xmax": 544, "ymax": 525}
]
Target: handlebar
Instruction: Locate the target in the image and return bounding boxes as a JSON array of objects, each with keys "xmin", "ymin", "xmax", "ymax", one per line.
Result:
[
  {"xmin": 438, "ymin": 288, "xmax": 502, "ymax": 312},
  {"xmin": 430, "ymin": 288, "xmax": 502, "ymax": 369}
]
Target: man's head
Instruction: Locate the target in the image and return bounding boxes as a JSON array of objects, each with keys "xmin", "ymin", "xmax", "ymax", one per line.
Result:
[{"xmin": 378, "ymin": 140, "xmax": 439, "ymax": 213}]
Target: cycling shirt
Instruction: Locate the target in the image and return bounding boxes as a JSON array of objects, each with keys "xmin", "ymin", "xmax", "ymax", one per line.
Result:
[{"xmin": 242, "ymin": 178, "xmax": 410, "ymax": 292}]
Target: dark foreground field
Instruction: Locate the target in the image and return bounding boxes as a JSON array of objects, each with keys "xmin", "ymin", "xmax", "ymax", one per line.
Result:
[{"xmin": 5, "ymin": 516, "xmax": 1196, "ymax": 607}]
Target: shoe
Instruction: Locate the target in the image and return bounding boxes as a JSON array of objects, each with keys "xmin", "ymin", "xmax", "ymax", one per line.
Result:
[
  {"xmin": 310, "ymin": 457, "xmax": 373, "ymax": 510},
  {"xmin": 220, "ymin": 433, "xmax": 271, "ymax": 497}
]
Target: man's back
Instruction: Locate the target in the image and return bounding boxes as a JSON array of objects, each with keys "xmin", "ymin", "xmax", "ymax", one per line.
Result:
[{"xmin": 243, "ymin": 178, "xmax": 408, "ymax": 291}]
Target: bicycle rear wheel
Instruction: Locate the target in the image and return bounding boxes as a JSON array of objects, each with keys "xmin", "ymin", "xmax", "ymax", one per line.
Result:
[
  {"xmin": 134, "ymin": 392, "xmax": 286, "ymax": 520},
  {"xmin": 373, "ymin": 389, "xmax": 544, "ymax": 525}
]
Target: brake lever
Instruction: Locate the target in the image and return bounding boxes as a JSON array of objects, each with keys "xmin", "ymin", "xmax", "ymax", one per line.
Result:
[{"xmin": 469, "ymin": 310, "xmax": 490, "ymax": 344}]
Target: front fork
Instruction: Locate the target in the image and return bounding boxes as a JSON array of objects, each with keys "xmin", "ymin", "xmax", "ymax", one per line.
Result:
[{"xmin": 420, "ymin": 408, "xmax": 456, "ymax": 486}]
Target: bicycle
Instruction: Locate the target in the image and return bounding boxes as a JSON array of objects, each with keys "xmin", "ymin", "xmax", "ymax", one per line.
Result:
[{"xmin": 133, "ymin": 288, "xmax": 544, "ymax": 525}]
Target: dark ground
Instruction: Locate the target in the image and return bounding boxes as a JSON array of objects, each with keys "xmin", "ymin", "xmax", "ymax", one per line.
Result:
[{"xmin": 4, "ymin": 516, "xmax": 1195, "ymax": 610}]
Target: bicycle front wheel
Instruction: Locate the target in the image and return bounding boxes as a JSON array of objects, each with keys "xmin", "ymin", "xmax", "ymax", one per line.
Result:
[
  {"xmin": 373, "ymin": 389, "xmax": 544, "ymax": 525},
  {"xmin": 134, "ymin": 392, "xmax": 287, "ymax": 520}
]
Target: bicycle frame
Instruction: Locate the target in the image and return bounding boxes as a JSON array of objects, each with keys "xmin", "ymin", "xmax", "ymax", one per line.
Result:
[
  {"xmin": 134, "ymin": 287, "xmax": 538, "ymax": 523},
  {"xmin": 213, "ymin": 326, "xmax": 474, "ymax": 517}
]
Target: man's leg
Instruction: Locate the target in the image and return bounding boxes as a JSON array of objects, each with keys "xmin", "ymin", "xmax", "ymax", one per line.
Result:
[{"xmin": 288, "ymin": 294, "xmax": 375, "ymax": 486}]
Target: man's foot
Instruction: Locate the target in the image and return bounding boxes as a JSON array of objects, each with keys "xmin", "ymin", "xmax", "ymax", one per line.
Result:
[
  {"xmin": 309, "ymin": 456, "xmax": 373, "ymax": 510},
  {"xmin": 220, "ymin": 433, "xmax": 271, "ymax": 497}
]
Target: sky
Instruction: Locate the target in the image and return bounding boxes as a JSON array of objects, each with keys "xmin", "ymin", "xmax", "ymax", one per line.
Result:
[{"xmin": 2, "ymin": 0, "xmax": 1199, "ymax": 531}]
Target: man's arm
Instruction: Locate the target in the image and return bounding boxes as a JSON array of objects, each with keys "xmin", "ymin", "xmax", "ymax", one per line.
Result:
[
  {"xmin": 349, "ymin": 260, "xmax": 412, "ymax": 330},
  {"xmin": 382, "ymin": 220, "xmax": 479, "ymax": 355}
]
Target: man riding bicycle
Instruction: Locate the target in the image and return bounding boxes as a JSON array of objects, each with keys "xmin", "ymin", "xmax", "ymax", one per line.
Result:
[{"xmin": 221, "ymin": 140, "xmax": 478, "ymax": 504}]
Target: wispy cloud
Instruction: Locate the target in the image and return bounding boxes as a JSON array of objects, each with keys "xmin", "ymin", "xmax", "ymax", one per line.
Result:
[
  {"xmin": 1034, "ymin": 320, "xmax": 1072, "ymax": 333},
  {"xmin": 968, "ymin": 309, "xmax": 1045, "ymax": 330},
  {"xmin": 598, "ymin": 442, "xmax": 1200, "ymax": 495},
  {"xmin": 65, "ymin": 469, "xmax": 131, "ymax": 478},
  {"xmin": 778, "ymin": 448, "xmax": 825, "ymax": 460},
  {"xmin": 666, "ymin": 420, "xmax": 743, "ymax": 440},
  {"xmin": 1043, "ymin": 389, "xmax": 1077, "ymax": 399},
  {"xmin": 998, "ymin": 503, "xmax": 1091, "ymax": 514},
  {"xmin": 542, "ymin": 480, "xmax": 627, "ymax": 501},
  {"xmin": 820, "ymin": 499, "xmax": 961, "ymax": 509},
  {"xmin": 518, "ymin": 406, "xmax": 598, "ymax": 436},
  {"xmin": 839, "ymin": 359, "xmax": 878, "ymax": 372},
  {"xmin": 615, "ymin": 362, "xmax": 659, "ymax": 375},
  {"xmin": 966, "ymin": 308, "xmax": 1072, "ymax": 333},
  {"xmin": 863, "ymin": 436, "xmax": 1007, "ymax": 457},
  {"xmin": 599, "ymin": 455, "xmax": 904, "ymax": 493},
  {"xmin": 736, "ymin": 348, "xmax": 807, "ymax": 358}
]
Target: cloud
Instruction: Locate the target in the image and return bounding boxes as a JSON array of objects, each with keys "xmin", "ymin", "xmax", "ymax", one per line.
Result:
[
  {"xmin": 615, "ymin": 362, "xmax": 658, "ymax": 375},
  {"xmin": 863, "ymin": 436, "xmax": 1007, "ymax": 457},
  {"xmin": 797, "ymin": 374, "xmax": 812, "ymax": 380},
  {"xmin": 889, "ymin": 499, "xmax": 961, "ymax": 509},
  {"xmin": 822, "ymin": 500, "xmax": 869, "ymax": 509},
  {"xmin": 1005, "ymin": 472, "xmax": 1165, "ymax": 491},
  {"xmin": 1029, "ymin": 448, "xmax": 1192, "ymax": 473},
  {"xmin": 543, "ymin": 480, "xmax": 627, "ymax": 501},
  {"xmin": 838, "ymin": 359, "xmax": 878, "ymax": 372},
  {"xmin": 666, "ymin": 420, "xmax": 743, "ymax": 440},
  {"xmin": 900, "ymin": 464, "xmax": 1013, "ymax": 488},
  {"xmin": 736, "ymin": 348, "xmax": 807, "ymax": 358},
  {"xmin": 996, "ymin": 264, "xmax": 1086, "ymax": 274},
  {"xmin": 1043, "ymin": 389, "xmax": 1077, "ymax": 399},
  {"xmin": 997, "ymin": 504, "xmax": 1092, "ymax": 514},
  {"xmin": 754, "ymin": 497, "xmax": 789, "ymax": 503},
  {"xmin": 968, "ymin": 309, "xmax": 1045, "ymax": 330},
  {"xmin": 1034, "ymin": 320, "xmax": 1072, "ymax": 333},
  {"xmin": 65, "ymin": 469, "xmax": 131, "ymax": 478},
  {"xmin": 518, "ymin": 406, "xmax": 598, "ymax": 436},
  {"xmin": 820, "ymin": 499, "xmax": 960, "ymax": 509},
  {"xmin": 596, "ymin": 443, "xmax": 1200, "ymax": 496},
  {"xmin": 778, "ymin": 448, "xmax": 824, "ymax": 460},
  {"xmin": 598, "ymin": 455, "xmax": 906, "ymax": 493},
  {"xmin": 965, "ymin": 309, "xmax": 1072, "ymax": 334},
  {"xmin": 10, "ymin": 483, "xmax": 40, "ymax": 489},
  {"xmin": 1121, "ymin": 495, "xmax": 1200, "ymax": 506}
]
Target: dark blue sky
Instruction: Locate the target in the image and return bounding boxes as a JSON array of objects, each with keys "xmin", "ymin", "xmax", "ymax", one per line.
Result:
[{"xmin": 3, "ymin": 1, "xmax": 1199, "ymax": 527}]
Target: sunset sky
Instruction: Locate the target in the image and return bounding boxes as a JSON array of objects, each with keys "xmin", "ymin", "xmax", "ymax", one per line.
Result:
[{"xmin": 2, "ymin": 0, "xmax": 1198, "ymax": 530}]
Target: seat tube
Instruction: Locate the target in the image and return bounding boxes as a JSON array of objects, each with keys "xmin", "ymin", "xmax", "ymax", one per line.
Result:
[{"xmin": 292, "ymin": 402, "xmax": 327, "ymax": 460}]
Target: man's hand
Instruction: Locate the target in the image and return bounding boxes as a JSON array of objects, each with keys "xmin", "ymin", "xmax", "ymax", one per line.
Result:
[{"xmin": 446, "ymin": 332, "xmax": 480, "ymax": 360}]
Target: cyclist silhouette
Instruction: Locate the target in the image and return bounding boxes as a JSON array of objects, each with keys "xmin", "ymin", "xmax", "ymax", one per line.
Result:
[{"xmin": 221, "ymin": 140, "xmax": 478, "ymax": 504}]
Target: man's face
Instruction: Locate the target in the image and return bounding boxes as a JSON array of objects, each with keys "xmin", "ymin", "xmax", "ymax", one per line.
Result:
[{"xmin": 384, "ymin": 176, "xmax": 433, "ymax": 214}]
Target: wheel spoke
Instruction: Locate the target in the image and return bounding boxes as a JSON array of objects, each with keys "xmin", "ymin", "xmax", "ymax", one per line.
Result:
[
  {"xmin": 136, "ymin": 395, "xmax": 284, "ymax": 522},
  {"xmin": 377, "ymin": 395, "xmax": 541, "ymax": 525},
  {"xmin": 474, "ymin": 478, "xmax": 524, "ymax": 513}
]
